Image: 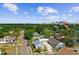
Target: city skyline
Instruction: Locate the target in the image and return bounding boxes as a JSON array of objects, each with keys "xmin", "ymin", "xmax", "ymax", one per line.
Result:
[{"xmin": 0, "ymin": 3, "xmax": 79, "ymax": 24}]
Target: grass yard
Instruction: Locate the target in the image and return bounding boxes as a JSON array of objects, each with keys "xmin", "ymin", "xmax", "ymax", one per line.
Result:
[{"xmin": 0, "ymin": 44, "xmax": 16, "ymax": 55}]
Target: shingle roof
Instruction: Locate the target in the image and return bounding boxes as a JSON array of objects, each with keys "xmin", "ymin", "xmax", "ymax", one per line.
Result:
[{"xmin": 47, "ymin": 38, "xmax": 60, "ymax": 47}]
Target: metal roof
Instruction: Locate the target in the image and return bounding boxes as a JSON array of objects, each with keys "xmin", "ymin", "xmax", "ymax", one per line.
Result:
[
  {"xmin": 48, "ymin": 38, "xmax": 61, "ymax": 47},
  {"xmin": 33, "ymin": 40, "xmax": 44, "ymax": 47}
]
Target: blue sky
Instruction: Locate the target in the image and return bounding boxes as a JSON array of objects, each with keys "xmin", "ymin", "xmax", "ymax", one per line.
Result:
[{"xmin": 0, "ymin": 3, "xmax": 79, "ymax": 24}]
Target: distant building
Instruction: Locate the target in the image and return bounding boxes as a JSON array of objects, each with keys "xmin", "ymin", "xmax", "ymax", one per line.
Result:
[
  {"xmin": 54, "ymin": 32, "xmax": 65, "ymax": 42},
  {"xmin": 0, "ymin": 36, "xmax": 15, "ymax": 44},
  {"xmin": 64, "ymin": 21, "xmax": 69, "ymax": 28},
  {"xmin": 48, "ymin": 38, "xmax": 65, "ymax": 49},
  {"xmin": 59, "ymin": 21, "xmax": 64, "ymax": 25},
  {"xmin": 54, "ymin": 32, "xmax": 60, "ymax": 39},
  {"xmin": 33, "ymin": 40, "xmax": 44, "ymax": 49},
  {"xmin": 57, "ymin": 36, "xmax": 65, "ymax": 42},
  {"xmin": 33, "ymin": 32, "xmax": 39, "ymax": 36}
]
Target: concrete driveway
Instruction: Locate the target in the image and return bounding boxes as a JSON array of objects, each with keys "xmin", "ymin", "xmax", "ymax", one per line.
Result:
[{"xmin": 42, "ymin": 41, "xmax": 54, "ymax": 54}]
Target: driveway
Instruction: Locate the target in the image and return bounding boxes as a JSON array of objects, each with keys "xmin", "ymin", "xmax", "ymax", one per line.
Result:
[{"xmin": 42, "ymin": 41, "xmax": 54, "ymax": 54}]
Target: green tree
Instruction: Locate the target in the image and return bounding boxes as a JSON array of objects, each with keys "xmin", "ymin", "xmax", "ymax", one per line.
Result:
[
  {"xmin": 35, "ymin": 25, "xmax": 44, "ymax": 34},
  {"xmin": 65, "ymin": 39, "xmax": 75, "ymax": 47},
  {"xmin": 24, "ymin": 29, "xmax": 35, "ymax": 40},
  {"xmin": 41, "ymin": 29, "xmax": 52, "ymax": 38}
]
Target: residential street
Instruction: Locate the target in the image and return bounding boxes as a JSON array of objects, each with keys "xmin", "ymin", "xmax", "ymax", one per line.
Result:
[{"xmin": 17, "ymin": 30, "xmax": 30, "ymax": 55}]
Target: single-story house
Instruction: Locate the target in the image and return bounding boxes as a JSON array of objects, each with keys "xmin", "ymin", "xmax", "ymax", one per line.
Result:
[
  {"xmin": 57, "ymin": 36, "xmax": 65, "ymax": 42},
  {"xmin": 0, "ymin": 38, "xmax": 6, "ymax": 43},
  {"xmin": 33, "ymin": 40, "xmax": 44, "ymax": 49},
  {"xmin": 33, "ymin": 32, "xmax": 39, "ymax": 36},
  {"xmin": 54, "ymin": 32, "xmax": 60, "ymax": 39},
  {"xmin": 47, "ymin": 38, "xmax": 65, "ymax": 49},
  {"xmin": 0, "ymin": 36, "xmax": 15, "ymax": 44}
]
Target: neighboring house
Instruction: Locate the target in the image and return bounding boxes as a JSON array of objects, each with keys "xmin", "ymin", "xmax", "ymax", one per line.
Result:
[
  {"xmin": 33, "ymin": 40, "xmax": 44, "ymax": 49},
  {"xmin": 47, "ymin": 38, "xmax": 65, "ymax": 49},
  {"xmin": 33, "ymin": 32, "xmax": 40, "ymax": 40},
  {"xmin": 0, "ymin": 38, "xmax": 6, "ymax": 43},
  {"xmin": 0, "ymin": 36, "xmax": 15, "ymax": 44},
  {"xmin": 54, "ymin": 32, "xmax": 60, "ymax": 39},
  {"xmin": 33, "ymin": 32, "xmax": 39, "ymax": 36},
  {"xmin": 39, "ymin": 35, "xmax": 45, "ymax": 38},
  {"xmin": 57, "ymin": 36, "xmax": 65, "ymax": 42},
  {"xmin": 59, "ymin": 21, "xmax": 64, "ymax": 25}
]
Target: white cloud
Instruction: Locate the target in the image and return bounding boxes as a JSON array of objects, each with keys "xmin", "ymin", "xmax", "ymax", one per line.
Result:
[
  {"xmin": 37, "ymin": 6, "xmax": 59, "ymax": 15},
  {"xmin": 3, "ymin": 3, "xmax": 18, "ymax": 14},
  {"xmin": 69, "ymin": 10, "xmax": 73, "ymax": 13},
  {"xmin": 37, "ymin": 6, "xmax": 44, "ymax": 13},
  {"xmin": 62, "ymin": 14, "xmax": 66, "ymax": 17},
  {"xmin": 62, "ymin": 14, "xmax": 67, "ymax": 19},
  {"xmin": 24, "ymin": 12, "xmax": 31, "ymax": 19},
  {"xmin": 14, "ymin": 12, "xmax": 18, "ymax": 14},
  {"xmin": 68, "ymin": 14, "xmax": 72, "ymax": 16},
  {"xmin": 62, "ymin": 14, "xmax": 72, "ymax": 19},
  {"xmin": 47, "ymin": 16, "xmax": 60, "ymax": 21},
  {"xmin": 71, "ymin": 6, "xmax": 79, "ymax": 12},
  {"xmin": 24, "ymin": 12, "xmax": 28, "ymax": 15},
  {"xmin": 61, "ymin": 14, "xmax": 68, "ymax": 20},
  {"xmin": 39, "ymin": 15, "xmax": 60, "ymax": 23},
  {"xmin": 26, "ymin": 16, "xmax": 30, "ymax": 19},
  {"xmin": 62, "ymin": 16, "xmax": 67, "ymax": 19}
]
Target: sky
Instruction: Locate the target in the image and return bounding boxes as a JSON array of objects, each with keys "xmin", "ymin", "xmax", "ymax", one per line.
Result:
[{"xmin": 0, "ymin": 3, "xmax": 79, "ymax": 24}]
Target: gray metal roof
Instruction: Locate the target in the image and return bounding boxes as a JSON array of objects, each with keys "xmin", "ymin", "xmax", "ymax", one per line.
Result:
[
  {"xmin": 33, "ymin": 40, "xmax": 44, "ymax": 47},
  {"xmin": 48, "ymin": 38, "xmax": 61, "ymax": 47}
]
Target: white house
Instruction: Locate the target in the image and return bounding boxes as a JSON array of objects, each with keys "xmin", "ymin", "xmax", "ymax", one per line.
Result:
[
  {"xmin": 55, "ymin": 42, "xmax": 65, "ymax": 49},
  {"xmin": 33, "ymin": 40, "xmax": 44, "ymax": 49},
  {"xmin": 33, "ymin": 32, "xmax": 39, "ymax": 36},
  {"xmin": 0, "ymin": 36, "xmax": 15, "ymax": 44},
  {"xmin": 0, "ymin": 38, "xmax": 7, "ymax": 43}
]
